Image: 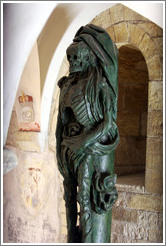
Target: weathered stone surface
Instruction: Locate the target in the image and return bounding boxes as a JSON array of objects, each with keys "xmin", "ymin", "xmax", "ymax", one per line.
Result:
[
  {"xmin": 109, "ymin": 4, "xmax": 124, "ymax": 24},
  {"xmin": 145, "ymin": 170, "xmax": 163, "ymax": 194},
  {"xmin": 146, "ymin": 137, "xmax": 163, "ymax": 170},
  {"xmin": 129, "ymin": 24, "xmax": 146, "ymax": 47},
  {"xmin": 112, "ymin": 207, "xmax": 138, "ymax": 223},
  {"xmin": 111, "ymin": 193, "xmax": 163, "ymax": 243},
  {"xmin": 123, "ymin": 223, "xmax": 138, "ymax": 241},
  {"xmin": 91, "ymin": 9, "xmax": 111, "ymax": 28},
  {"xmin": 147, "ymin": 111, "xmax": 163, "ymax": 137},
  {"xmin": 111, "ymin": 222, "xmax": 124, "ymax": 234},
  {"xmin": 127, "ymin": 194, "xmax": 163, "ymax": 212},
  {"xmin": 106, "ymin": 25, "xmax": 116, "ymax": 43},
  {"xmin": 147, "ymin": 55, "xmax": 162, "ymax": 80},
  {"xmin": 153, "ymin": 37, "xmax": 163, "ymax": 57},
  {"xmin": 137, "ymin": 22, "xmax": 163, "ymax": 38},
  {"xmin": 117, "ymin": 113, "xmax": 140, "ymax": 136},
  {"xmin": 149, "ymin": 228, "xmax": 162, "ymax": 242},
  {"xmin": 114, "ymin": 22, "xmax": 129, "ymax": 43},
  {"xmin": 148, "ymin": 81, "xmax": 163, "ymax": 110},
  {"xmin": 139, "ymin": 33, "xmax": 157, "ymax": 61},
  {"xmin": 138, "ymin": 210, "xmax": 158, "ymax": 228}
]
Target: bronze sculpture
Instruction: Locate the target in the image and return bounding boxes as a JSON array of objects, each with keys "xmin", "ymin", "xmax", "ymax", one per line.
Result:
[{"xmin": 56, "ymin": 24, "xmax": 119, "ymax": 243}]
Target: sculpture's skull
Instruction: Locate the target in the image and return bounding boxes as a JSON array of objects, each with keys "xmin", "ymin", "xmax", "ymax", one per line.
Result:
[{"xmin": 66, "ymin": 41, "xmax": 91, "ymax": 74}]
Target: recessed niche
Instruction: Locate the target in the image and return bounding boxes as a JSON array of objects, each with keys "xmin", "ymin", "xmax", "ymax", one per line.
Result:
[{"xmin": 115, "ymin": 45, "xmax": 148, "ymax": 186}]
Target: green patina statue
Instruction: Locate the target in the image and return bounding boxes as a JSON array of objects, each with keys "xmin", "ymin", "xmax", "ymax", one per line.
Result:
[{"xmin": 56, "ymin": 24, "xmax": 119, "ymax": 243}]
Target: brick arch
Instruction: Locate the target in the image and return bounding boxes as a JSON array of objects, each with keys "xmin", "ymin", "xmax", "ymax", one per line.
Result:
[{"xmin": 91, "ymin": 3, "xmax": 163, "ymax": 194}]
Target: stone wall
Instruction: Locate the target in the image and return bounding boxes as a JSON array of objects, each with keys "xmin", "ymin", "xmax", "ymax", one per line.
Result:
[
  {"xmin": 111, "ymin": 185, "xmax": 163, "ymax": 243},
  {"xmin": 3, "ymin": 145, "xmax": 61, "ymax": 243}
]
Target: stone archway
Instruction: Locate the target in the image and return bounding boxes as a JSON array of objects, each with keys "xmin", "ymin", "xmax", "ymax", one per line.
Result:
[{"xmin": 91, "ymin": 3, "xmax": 163, "ymax": 194}]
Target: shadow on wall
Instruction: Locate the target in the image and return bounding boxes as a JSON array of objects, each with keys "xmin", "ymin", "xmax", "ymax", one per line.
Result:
[
  {"xmin": 115, "ymin": 45, "xmax": 148, "ymax": 178},
  {"xmin": 37, "ymin": 5, "xmax": 73, "ymax": 94}
]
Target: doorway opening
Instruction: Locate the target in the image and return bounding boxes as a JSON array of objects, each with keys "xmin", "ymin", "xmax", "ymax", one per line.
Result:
[{"xmin": 115, "ymin": 45, "xmax": 148, "ymax": 187}]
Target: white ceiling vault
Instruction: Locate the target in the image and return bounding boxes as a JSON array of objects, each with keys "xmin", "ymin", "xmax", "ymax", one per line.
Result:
[{"xmin": 2, "ymin": 1, "xmax": 164, "ymax": 146}]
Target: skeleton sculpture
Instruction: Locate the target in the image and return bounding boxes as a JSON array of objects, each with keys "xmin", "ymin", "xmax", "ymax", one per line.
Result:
[{"xmin": 56, "ymin": 24, "xmax": 119, "ymax": 243}]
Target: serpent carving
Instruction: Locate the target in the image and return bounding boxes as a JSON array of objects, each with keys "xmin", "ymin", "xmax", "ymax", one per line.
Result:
[{"xmin": 56, "ymin": 24, "xmax": 119, "ymax": 243}]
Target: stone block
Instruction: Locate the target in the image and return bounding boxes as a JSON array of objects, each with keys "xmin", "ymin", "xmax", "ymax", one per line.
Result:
[
  {"xmin": 141, "ymin": 112, "xmax": 148, "ymax": 136},
  {"xmin": 91, "ymin": 9, "xmax": 111, "ymax": 29},
  {"xmin": 130, "ymin": 209, "xmax": 138, "ymax": 224},
  {"xmin": 111, "ymin": 233, "xmax": 118, "ymax": 243},
  {"xmin": 117, "ymin": 235, "xmax": 128, "ymax": 243},
  {"xmin": 129, "ymin": 23, "xmax": 146, "ymax": 47},
  {"xmin": 146, "ymin": 137, "xmax": 163, "ymax": 170},
  {"xmin": 137, "ymin": 22, "xmax": 163, "ymax": 38},
  {"xmin": 149, "ymin": 228, "xmax": 162, "ymax": 242},
  {"xmin": 124, "ymin": 6, "xmax": 148, "ymax": 22},
  {"xmin": 123, "ymin": 83, "xmax": 148, "ymax": 113},
  {"xmin": 153, "ymin": 37, "xmax": 163, "ymax": 57},
  {"xmin": 112, "ymin": 207, "xmax": 138, "ymax": 224},
  {"xmin": 138, "ymin": 210, "xmax": 158, "ymax": 228},
  {"xmin": 147, "ymin": 111, "xmax": 163, "ymax": 137},
  {"xmin": 147, "ymin": 55, "xmax": 162, "ymax": 80},
  {"xmin": 127, "ymin": 194, "xmax": 163, "ymax": 212},
  {"xmin": 158, "ymin": 212, "xmax": 163, "ymax": 230},
  {"xmin": 114, "ymin": 22, "xmax": 129, "ymax": 43},
  {"xmin": 123, "ymin": 223, "xmax": 138, "ymax": 242},
  {"xmin": 114, "ymin": 191, "xmax": 129, "ymax": 207},
  {"xmin": 117, "ymin": 112, "xmax": 140, "ymax": 136},
  {"xmin": 111, "ymin": 221, "xmax": 124, "ymax": 234},
  {"xmin": 139, "ymin": 33, "xmax": 157, "ymax": 61},
  {"xmin": 136, "ymin": 227, "xmax": 149, "ymax": 241},
  {"xmin": 148, "ymin": 81, "xmax": 163, "ymax": 110},
  {"xmin": 136, "ymin": 239, "xmax": 150, "ymax": 243},
  {"xmin": 145, "ymin": 170, "xmax": 163, "ymax": 194},
  {"xmin": 109, "ymin": 4, "xmax": 124, "ymax": 24},
  {"xmin": 106, "ymin": 25, "xmax": 116, "ymax": 43}
]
